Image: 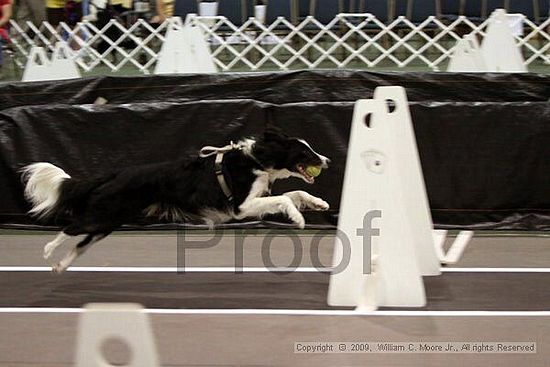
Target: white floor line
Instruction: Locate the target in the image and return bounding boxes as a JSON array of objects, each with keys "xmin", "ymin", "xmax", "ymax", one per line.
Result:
[
  {"xmin": 0, "ymin": 307, "xmax": 548, "ymax": 316},
  {"xmin": 1, "ymin": 266, "xmax": 550, "ymax": 273},
  {"xmin": 148, "ymin": 309, "xmax": 550, "ymax": 316},
  {"xmin": 0, "ymin": 266, "xmax": 329, "ymax": 272},
  {"xmin": 441, "ymin": 267, "xmax": 550, "ymax": 273}
]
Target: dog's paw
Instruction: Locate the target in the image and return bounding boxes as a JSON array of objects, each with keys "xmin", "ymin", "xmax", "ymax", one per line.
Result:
[
  {"xmin": 309, "ymin": 197, "xmax": 329, "ymax": 211},
  {"xmin": 51, "ymin": 262, "xmax": 67, "ymax": 274},
  {"xmin": 288, "ymin": 210, "xmax": 306, "ymax": 229},
  {"xmin": 294, "ymin": 216, "xmax": 306, "ymax": 229}
]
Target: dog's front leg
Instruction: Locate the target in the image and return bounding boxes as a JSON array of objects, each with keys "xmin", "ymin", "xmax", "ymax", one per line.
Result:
[
  {"xmin": 238, "ymin": 196, "xmax": 305, "ymax": 229},
  {"xmin": 283, "ymin": 191, "xmax": 329, "ymax": 211}
]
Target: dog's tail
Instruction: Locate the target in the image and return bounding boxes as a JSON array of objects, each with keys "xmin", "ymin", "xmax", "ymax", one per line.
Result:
[{"xmin": 21, "ymin": 162, "xmax": 71, "ymax": 219}]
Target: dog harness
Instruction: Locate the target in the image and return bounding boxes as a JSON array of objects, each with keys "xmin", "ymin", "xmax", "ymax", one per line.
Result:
[
  {"xmin": 199, "ymin": 142, "xmax": 243, "ymax": 203},
  {"xmin": 200, "ymin": 141, "xmax": 266, "ymax": 203}
]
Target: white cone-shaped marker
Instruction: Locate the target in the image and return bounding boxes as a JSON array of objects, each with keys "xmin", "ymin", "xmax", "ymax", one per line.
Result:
[
  {"xmin": 22, "ymin": 42, "xmax": 81, "ymax": 82},
  {"xmin": 448, "ymin": 34, "xmax": 487, "ymax": 72},
  {"xmin": 155, "ymin": 16, "xmax": 217, "ymax": 74},
  {"xmin": 328, "ymin": 86, "xmax": 440, "ymax": 309},
  {"xmin": 75, "ymin": 303, "xmax": 159, "ymax": 367},
  {"xmin": 481, "ymin": 9, "xmax": 527, "ymax": 72}
]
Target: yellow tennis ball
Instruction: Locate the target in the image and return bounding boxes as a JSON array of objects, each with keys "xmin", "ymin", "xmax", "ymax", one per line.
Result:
[{"xmin": 305, "ymin": 165, "xmax": 322, "ymax": 177}]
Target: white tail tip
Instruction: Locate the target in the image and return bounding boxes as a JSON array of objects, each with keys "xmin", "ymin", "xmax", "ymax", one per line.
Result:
[{"xmin": 21, "ymin": 163, "xmax": 70, "ymax": 218}]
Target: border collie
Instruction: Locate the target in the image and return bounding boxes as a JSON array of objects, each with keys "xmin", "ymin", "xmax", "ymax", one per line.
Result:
[{"xmin": 21, "ymin": 129, "xmax": 330, "ymax": 272}]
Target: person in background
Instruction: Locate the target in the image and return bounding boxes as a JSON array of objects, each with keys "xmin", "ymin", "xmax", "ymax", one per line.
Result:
[
  {"xmin": 13, "ymin": 0, "xmax": 45, "ymax": 26},
  {"xmin": 93, "ymin": 0, "xmax": 135, "ymax": 54},
  {"xmin": 150, "ymin": 0, "xmax": 173, "ymax": 24},
  {"xmin": 46, "ymin": 0, "xmax": 82, "ymax": 27},
  {"xmin": 0, "ymin": 0, "xmax": 12, "ymax": 79},
  {"xmin": 111, "ymin": 0, "xmax": 132, "ymax": 15}
]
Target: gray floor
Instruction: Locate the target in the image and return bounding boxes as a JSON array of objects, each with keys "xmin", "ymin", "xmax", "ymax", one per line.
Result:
[
  {"xmin": 1, "ymin": 313, "xmax": 549, "ymax": 367},
  {"xmin": 0, "ymin": 232, "xmax": 549, "ymax": 366},
  {"xmin": 1, "ymin": 232, "xmax": 549, "ymax": 268}
]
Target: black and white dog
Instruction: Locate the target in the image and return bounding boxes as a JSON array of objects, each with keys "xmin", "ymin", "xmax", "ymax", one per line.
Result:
[{"xmin": 22, "ymin": 129, "xmax": 330, "ymax": 272}]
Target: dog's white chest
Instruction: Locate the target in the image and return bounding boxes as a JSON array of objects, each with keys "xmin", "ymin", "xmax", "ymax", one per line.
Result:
[{"xmin": 249, "ymin": 171, "xmax": 271, "ymax": 198}]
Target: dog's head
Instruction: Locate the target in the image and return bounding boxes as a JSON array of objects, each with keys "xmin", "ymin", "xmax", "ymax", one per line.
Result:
[{"xmin": 253, "ymin": 128, "xmax": 330, "ymax": 184}]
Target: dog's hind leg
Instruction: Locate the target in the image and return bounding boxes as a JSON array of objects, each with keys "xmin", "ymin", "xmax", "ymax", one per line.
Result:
[
  {"xmin": 44, "ymin": 222, "xmax": 93, "ymax": 260},
  {"xmin": 43, "ymin": 232, "xmax": 73, "ymax": 260},
  {"xmin": 52, "ymin": 232, "xmax": 110, "ymax": 273}
]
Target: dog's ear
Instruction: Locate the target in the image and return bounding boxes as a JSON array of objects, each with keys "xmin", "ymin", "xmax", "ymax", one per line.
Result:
[{"xmin": 264, "ymin": 125, "xmax": 288, "ymax": 141}]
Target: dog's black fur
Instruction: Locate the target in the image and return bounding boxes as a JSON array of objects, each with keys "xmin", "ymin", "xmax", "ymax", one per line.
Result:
[{"xmin": 22, "ymin": 129, "xmax": 330, "ymax": 272}]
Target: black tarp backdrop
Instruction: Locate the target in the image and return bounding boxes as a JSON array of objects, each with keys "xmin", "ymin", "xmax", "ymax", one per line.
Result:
[{"xmin": 0, "ymin": 70, "xmax": 549, "ymax": 230}]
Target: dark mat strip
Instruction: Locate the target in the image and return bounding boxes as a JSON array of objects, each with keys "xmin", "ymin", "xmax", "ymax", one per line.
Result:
[{"xmin": 0, "ymin": 272, "xmax": 549, "ymax": 310}]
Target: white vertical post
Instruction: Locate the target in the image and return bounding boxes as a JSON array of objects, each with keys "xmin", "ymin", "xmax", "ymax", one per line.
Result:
[{"xmin": 328, "ymin": 86, "xmax": 440, "ymax": 309}]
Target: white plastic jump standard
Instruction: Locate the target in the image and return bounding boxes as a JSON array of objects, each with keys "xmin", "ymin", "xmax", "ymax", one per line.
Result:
[
  {"xmin": 22, "ymin": 42, "xmax": 81, "ymax": 82},
  {"xmin": 154, "ymin": 16, "xmax": 217, "ymax": 75},
  {"xmin": 481, "ymin": 9, "xmax": 527, "ymax": 72},
  {"xmin": 327, "ymin": 86, "xmax": 440, "ymax": 310},
  {"xmin": 447, "ymin": 34, "xmax": 487, "ymax": 72},
  {"xmin": 75, "ymin": 303, "xmax": 159, "ymax": 367},
  {"xmin": 448, "ymin": 9, "xmax": 527, "ymax": 73}
]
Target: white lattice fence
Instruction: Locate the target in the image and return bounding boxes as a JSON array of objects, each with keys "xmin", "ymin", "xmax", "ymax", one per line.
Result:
[{"xmin": 7, "ymin": 13, "xmax": 550, "ymax": 74}]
